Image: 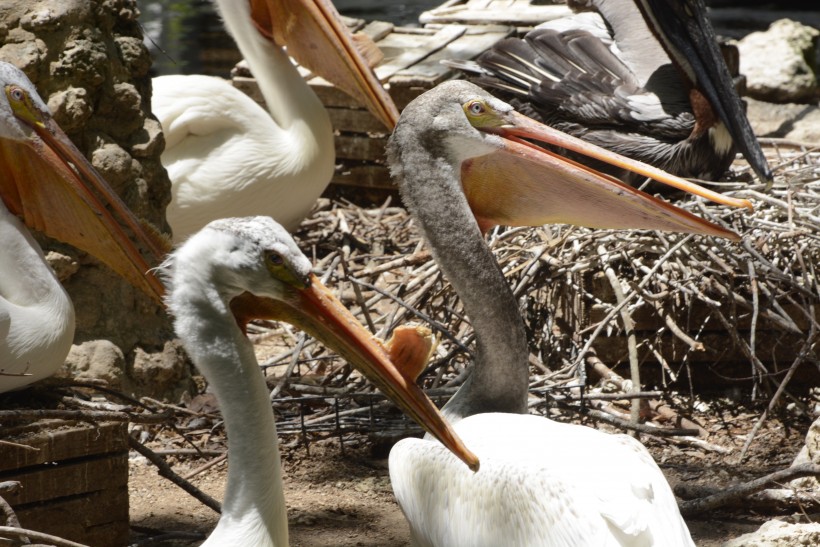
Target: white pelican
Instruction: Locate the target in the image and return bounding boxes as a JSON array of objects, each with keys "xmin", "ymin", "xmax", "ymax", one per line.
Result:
[
  {"xmin": 162, "ymin": 216, "xmax": 477, "ymax": 545},
  {"xmin": 0, "ymin": 62, "xmax": 165, "ymax": 392},
  {"xmin": 386, "ymin": 81, "xmax": 749, "ymax": 546},
  {"xmin": 153, "ymin": 0, "xmax": 399, "ymax": 241},
  {"xmin": 448, "ymin": 0, "xmax": 772, "ymax": 184}
]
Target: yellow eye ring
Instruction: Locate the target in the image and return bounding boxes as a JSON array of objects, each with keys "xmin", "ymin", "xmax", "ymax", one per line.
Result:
[
  {"xmin": 8, "ymin": 86, "xmax": 25, "ymax": 103},
  {"xmin": 466, "ymin": 100, "xmax": 485, "ymax": 116}
]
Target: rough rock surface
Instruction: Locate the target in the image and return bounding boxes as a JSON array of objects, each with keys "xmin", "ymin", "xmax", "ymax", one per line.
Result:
[
  {"xmin": 790, "ymin": 415, "xmax": 820, "ymax": 490},
  {"xmin": 746, "ymin": 98, "xmax": 820, "ymax": 143},
  {"xmin": 722, "ymin": 520, "xmax": 820, "ymax": 547},
  {"xmin": 0, "ymin": 0, "xmax": 193, "ymax": 399},
  {"xmin": 738, "ymin": 19, "xmax": 820, "ymax": 103}
]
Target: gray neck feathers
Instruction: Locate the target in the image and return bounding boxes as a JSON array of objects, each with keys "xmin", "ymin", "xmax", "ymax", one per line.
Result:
[{"xmin": 388, "ymin": 128, "xmax": 529, "ymax": 422}]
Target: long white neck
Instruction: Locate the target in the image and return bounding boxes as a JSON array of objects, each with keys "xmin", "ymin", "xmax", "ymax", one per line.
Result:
[
  {"xmin": 394, "ymin": 139, "xmax": 529, "ymax": 424},
  {"xmin": 171, "ymin": 265, "xmax": 287, "ymax": 547},
  {"xmin": 0, "ymin": 200, "xmax": 75, "ymax": 391},
  {"xmin": 217, "ymin": 0, "xmax": 331, "ymax": 136}
]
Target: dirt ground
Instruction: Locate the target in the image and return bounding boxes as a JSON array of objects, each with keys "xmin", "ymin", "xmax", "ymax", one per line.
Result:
[{"xmin": 128, "ymin": 395, "xmax": 813, "ymax": 547}]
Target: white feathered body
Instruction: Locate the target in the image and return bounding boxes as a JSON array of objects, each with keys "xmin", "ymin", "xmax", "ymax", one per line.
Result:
[
  {"xmin": 391, "ymin": 413, "xmax": 694, "ymax": 547},
  {"xmin": 153, "ymin": 71, "xmax": 334, "ymax": 241},
  {"xmin": 0, "ymin": 200, "xmax": 75, "ymax": 392}
]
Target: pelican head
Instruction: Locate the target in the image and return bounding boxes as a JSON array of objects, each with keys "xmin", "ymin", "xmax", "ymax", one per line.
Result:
[
  {"xmin": 390, "ymin": 80, "xmax": 750, "ymax": 239},
  {"xmin": 0, "ymin": 61, "xmax": 166, "ymax": 302},
  {"xmin": 164, "ymin": 216, "xmax": 479, "ymax": 472}
]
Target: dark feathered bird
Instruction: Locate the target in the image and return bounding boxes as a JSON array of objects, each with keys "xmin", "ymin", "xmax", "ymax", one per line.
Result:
[{"xmin": 448, "ymin": 0, "xmax": 772, "ymax": 185}]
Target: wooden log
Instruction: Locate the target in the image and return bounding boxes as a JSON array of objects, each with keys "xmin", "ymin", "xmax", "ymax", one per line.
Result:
[
  {"xmin": 0, "ymin": 422, "xmax": 129, "ymax": 547},
  {"xmin": 0, "ymin": 421, "xmax": 127, "ymax": 472}
]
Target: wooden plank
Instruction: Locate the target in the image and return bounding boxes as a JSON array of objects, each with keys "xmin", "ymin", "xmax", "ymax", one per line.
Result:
[
  {"xmin": 235, "ymin": 22, "xmax": 476, "ymax": 116},
  {"xmin": 15, "ymin": 486, "xmax": 129, "ymax": 547},
  {"xmin": 335, "ymin": 134, "xmax": 389, "ymax": 162},
  {"xmin": 388, "ymin": 85, "xmax": 433, "ymax": 111},
  {"xmin": 339, "ymin": 15, "xmax": 367, "ymax": 34},
  {"xmin": 373, "ymin": 25, "xmax": 467, "ymax": 81},
  {"xmin": 327, "ymin": 106, "xmax": 390, "ymax": 135},
  {"xmin": 232, "ymin": 75, "xmax": 265, "ymax": 104},
  {"xmin": 360, "ymin": 20, "xmax": 395, "ymax": 42},
  {"xmin": 332, "ymin": 163, "xmax": 393, "ymax": 189},
  {"xmin": 3, "ymin": 453, "xmax": 128, "ymax": 505},
  {"xmin": 390, "ymin": 24, "xmax": 513, "ymax": 87},
  {"xmin": 0, "ymin": 422, "xmax": 127, "ymax": 472},
  {"xmin": 420, "ymin": 0, "xmax": 571, "ymax": 26}
]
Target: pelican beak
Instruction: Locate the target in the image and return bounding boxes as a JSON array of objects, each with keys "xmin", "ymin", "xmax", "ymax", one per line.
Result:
[
  {"xmin": 461, "ymin": 104, "xmax": 751, "ymax": 239},
  {"xmin": 249, "ymin": 0, "xmax": 399, "ymax": 130},
  {"xmin": 230, "ymin": 277, "xmax": 480, "ymax": 472},
  {"xmin": 0, "ymin": 98, "xmax": 167, "ymax": 303},
  {"xmin": 634, "ymin": 0, "xmax": 772, "ymax": 184}
]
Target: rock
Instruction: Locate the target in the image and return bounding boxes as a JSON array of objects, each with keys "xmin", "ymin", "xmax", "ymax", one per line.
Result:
[
  {"xmin": 790, "ymin": 415, "xmax": 820, "ymax": 490},
  {"xmin": 738, "ymin": 19, "xmax": 819, "ymax": 103},
  {"xmin": 722, "ymin": 520, "xmax": 820, "ymax": 547},
  {"xmin": 60, "ymin": 339, "xmax": 194, "ymax": 401},
  {"xmin": 45, "ymin": 250, "xmax": 79, "ymax": 282},
  {"xmin": 46, "ymin": 86, "xmax": 91, "ymax": 132},
  {"xmin": 745, "ymin": 97, "xmax": 820, "ymax": 143},
  {"xmin": 129, "ymin": 340, "xmax": 195, "ymax": 402},
  {"xmin": 61, "ymin": 339, "xmax": 127, "ymax": 388}
]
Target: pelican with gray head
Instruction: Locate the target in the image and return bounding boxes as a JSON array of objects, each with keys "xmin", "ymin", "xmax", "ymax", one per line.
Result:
[{"xmin": 385, "ymin": 81, "xmax": 740, "ymax": 545}]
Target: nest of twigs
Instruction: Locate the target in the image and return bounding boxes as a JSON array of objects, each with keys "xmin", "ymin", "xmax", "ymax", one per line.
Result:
[{"xmin": 240, "ymin": 139, "xmax": 820, "ymax": 455}]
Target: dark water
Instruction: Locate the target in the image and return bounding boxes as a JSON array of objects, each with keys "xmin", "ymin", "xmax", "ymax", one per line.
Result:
[{"xmin": 137, "ymin": 0, "xmax": 441, "ymax": 76}]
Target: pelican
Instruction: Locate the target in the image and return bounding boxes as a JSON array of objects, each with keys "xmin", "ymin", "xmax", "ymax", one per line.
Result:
[
  {"xmin": 386, "ymin": 81, "xmax": 749, "ymax": 545},
  {"xmin": 0, "ymin": 62, "xmax": 165, "ymax": 392},
  {"xmin": 162, "ymin": 216, "xmax": 477, "ymax": 546},
  {"xmin": 448, "ymin": 0, "xmax": 772, "ymax": 185},
  {"xmin": 153, "ymin": 0, "xmax": 399, "ymax": 241}
]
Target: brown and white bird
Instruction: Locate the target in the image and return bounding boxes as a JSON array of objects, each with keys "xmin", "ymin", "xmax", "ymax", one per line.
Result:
[{"xmin": 448, "ymin": 0, "xmax": 772, "ymax": 185}]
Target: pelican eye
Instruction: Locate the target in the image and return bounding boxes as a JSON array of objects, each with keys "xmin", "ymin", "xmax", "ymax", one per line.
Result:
[
  {"xmin": 266, "ymin": 251, "xmax": 284, "ymax": 266},
  {"xmin": 265, "ymin": 251, "xmax": 308, "ymax": 289},
  {"xmin": 466, "ymin": 100, "xmax": 485, "ymax": 116},
  {"xmin": 463, "ymin": 98, "xmax": 504, "ymax": 129},
  {"xmin": 5, "ymin": 84, "xmax": 43, "ymax": 128},
  {"xmin": 7, "ymin": 86, "xmax": 25, "ymax": 103}
]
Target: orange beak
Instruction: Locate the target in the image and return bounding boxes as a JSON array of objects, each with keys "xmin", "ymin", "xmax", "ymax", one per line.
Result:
[
  {"xmin": 462, "ymin": 108, "xmax": 751, "ymax": 238},
  {"xmin": 0, "ymin": 101, "xmax": 167, "ymax": 303},
  {"xmin": 249, "ymin": 0, "xmax": 399, "ymax": 129},
  {"xmin": 231, "ymin": 277, "xmax": 480, "ymax": 471}
]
